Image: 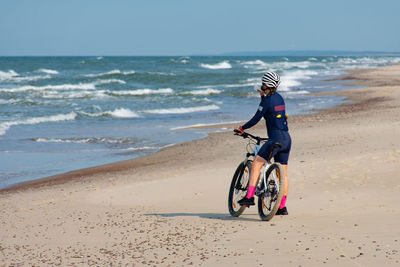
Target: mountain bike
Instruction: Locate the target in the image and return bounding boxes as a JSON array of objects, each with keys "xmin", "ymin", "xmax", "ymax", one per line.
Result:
[{"xmin": 228, "ymin": 130, "xmax": 286, "ymax": 221}]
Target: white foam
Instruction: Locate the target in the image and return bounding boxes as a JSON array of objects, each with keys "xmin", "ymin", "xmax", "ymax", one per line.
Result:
[
  {"xmin": 147, "ymin": 71, "xmax": 176, "ymax": 76},
  {"xmin": 337, "ymin": 56, "xmax": 400, "ymax": 68},
  {"xmin": 34, "ymin": 137, "xmax": 90, "ymax": 143},
  {"xmin": 123, "ymin": 70, "xmax": 136, "ymax": 75},
  {"xmin": 36, "ymin": 68, "xmax": 59, "ymax": 74},
  {"xmin": 94, "ymin": 79, "xmax": 126, "ymax": 85},
  {"xmin": 280, "ymin": 70, "xmax": 319, "ymax": 91},
  {"xmin": 0, "ymin": 70, "xmax": 19, "ymax": 80},
  {"xmin": 0, "ymin": 112, "xmax": 77, "ymax": 135},
  {"xmin": 41, "ymin": 90, "xmax": 109, "ymax": 99},
  {"xmin": 1, "ymin": 83, "xmax": 96, "ymax": 93},
  {"xmin": 284, "ymin": 90, "xmax": 310, "ymax": 95},
  {"xmin": 0, "ymin": 70, "xmax": 51, "ymax": 82},
  {"xmin": 267, "ymin": 60, "xmax": 313, "ymax": 70},
  {"xmin": 109, "ymin": 88, "xmax": 174, "ymax": 96},
  {"xmin": 14, "ymin": 75, "xmax": 52, "ymax": 82},
  {"xmin": 33, "ymin": 136, "xmax": 142, "ymax": 145},
  {"xmin": 200, "ymin": 61, "xmax": 232, "ymax": 70},
  {"xmin": 185, "ymin": 89, "xmax": 222, "ymax": 95},
  {"xmin": 142, "ymin": 104, "xmax": 219, "ymax": 114},
  {"xmin": 85, "ymin": 69, "xmax": 136, "ymax": 78},
  {"xmin": 105, "ymin": 108, "xmax": 140, "ymax": 118},
  {"xmin": 85, "ymin": 69, "xmax": 121, "ymax": 78},
  {"xmin": 80, "ymin": 108, "xmax": 140, "ymax": 118},
  {"xmin": 240, "ymin": 60, "xmax": 269, "ymax": 69}
]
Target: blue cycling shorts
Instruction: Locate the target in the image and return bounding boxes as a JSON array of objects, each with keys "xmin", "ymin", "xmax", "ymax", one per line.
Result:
[{"xmin": 257, "ymin": 131, "xmax": 291, "ymax": 165}]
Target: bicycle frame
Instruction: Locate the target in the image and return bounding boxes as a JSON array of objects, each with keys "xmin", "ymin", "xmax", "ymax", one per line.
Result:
[{"xmin": 234, "ymin": 130, "xmax": 281, "ymax": 197}]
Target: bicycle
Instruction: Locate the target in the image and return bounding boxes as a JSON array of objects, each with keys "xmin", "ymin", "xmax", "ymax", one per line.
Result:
[{"xmin": 228, "ymin": 130, "xmax": 286, "ymax": 221}]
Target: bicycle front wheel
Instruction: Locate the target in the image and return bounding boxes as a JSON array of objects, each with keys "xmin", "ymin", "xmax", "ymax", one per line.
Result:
[
  {"xmin": 228, "ymin": 161, "xmax": 251, "ymax": 217},
  {"xmin": 257, "ymin": 163, "xmax": 285, "ymax": 221}
]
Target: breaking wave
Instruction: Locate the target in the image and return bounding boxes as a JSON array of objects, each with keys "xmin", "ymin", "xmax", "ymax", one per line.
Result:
[
  {"xmin": 182, "ymin": 89, "xmax": 222, "ymax": 95},
  {"xmin": 85, "ymin": 69, "xmax": 136, "ymax": 78},
  {"xmin": 78, "ymin": 108, "xmax": 140, "ymax": 118},
  {"xmin": 108, "ymin": 88, "xmax": 174, "ymax": 96},
  {"xmin": 142, "ymin": 104, "xmax": 220, "ymax": 114},
  {"xmin": 35, "ymin": 68, "xmax": 59, "ymax": 75},
  {"xmin": 200, "ymin": 61, "xmax": 232, "ymax": 70},
  {"xmin": 0, "ymin": 112, "xmax": 77, "ymax": 135}
]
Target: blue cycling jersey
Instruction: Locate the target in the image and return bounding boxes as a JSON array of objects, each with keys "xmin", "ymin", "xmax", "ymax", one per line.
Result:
[
  {"xmin": 241, "ymin": 92, "xmax": 291, "ymax": 164},
  {"xmin": 242, "ymin": 92, "xmax": 289, "ymax": 138}
]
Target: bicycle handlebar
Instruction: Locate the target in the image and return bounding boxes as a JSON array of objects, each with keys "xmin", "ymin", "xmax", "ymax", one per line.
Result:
[{"xmin": 233, "ymin": 129, "xmax": 269, "ymax": 144}]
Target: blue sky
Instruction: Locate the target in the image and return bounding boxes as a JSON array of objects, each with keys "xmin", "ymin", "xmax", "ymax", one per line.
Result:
[{"xmin": 0, "ymin": 0, "xmax": 399, "ymax": 56}]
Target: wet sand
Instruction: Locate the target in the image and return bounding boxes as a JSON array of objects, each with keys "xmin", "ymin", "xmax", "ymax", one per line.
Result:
[{"xmin": 1, "ymin": 64, "xmax": 400, "ymax": 266}]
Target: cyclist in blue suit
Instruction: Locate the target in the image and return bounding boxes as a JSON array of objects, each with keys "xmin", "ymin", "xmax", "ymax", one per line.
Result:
[{"xmin": 236, "ymin": 72, "xmax": 291, "ymax": 215}]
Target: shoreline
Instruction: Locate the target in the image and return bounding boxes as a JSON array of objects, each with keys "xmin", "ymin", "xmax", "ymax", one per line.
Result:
[
  {"xmin": 0, "ymin": 68, "xmax": 368, "ymax": 193},
  {"xmin": 1, "ymin": 64, "xmax": 399, "ymax": 266}
]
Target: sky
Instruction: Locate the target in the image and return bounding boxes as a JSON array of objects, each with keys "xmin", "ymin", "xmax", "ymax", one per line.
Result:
[{"xmin": 0, "ymin": 0, "xmax": 399, "ymax": 56}]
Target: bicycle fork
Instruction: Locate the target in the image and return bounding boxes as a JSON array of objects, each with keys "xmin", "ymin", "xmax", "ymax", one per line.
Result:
[{"xmin": 234, "ymin": 159, "xmax": 250, "ymax": 191}]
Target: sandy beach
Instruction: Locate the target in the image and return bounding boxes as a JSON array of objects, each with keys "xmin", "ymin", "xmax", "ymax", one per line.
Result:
[{"xmin": 1, "ymin": 64, "xmax": 400, "ymax": 266}]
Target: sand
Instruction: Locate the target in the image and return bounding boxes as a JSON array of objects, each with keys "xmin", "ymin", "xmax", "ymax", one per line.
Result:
[{"xmin": 1, "ymin": 64, "xmax": 399, "ymax": 266}]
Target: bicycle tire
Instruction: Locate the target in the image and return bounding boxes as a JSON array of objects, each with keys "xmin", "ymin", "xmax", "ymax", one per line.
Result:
[
  {"xmin": 257, "ymin": 163, "xmax": 286, "ymax": 221},
  {"xmin": 228, "ymin": 161, "xmax": 252, "ymax": 217}
]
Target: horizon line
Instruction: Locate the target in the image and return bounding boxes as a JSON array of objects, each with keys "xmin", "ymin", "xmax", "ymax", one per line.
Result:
[{"xmin": 1, "ymin": 50, "xmax": 400, "ymax": 57}]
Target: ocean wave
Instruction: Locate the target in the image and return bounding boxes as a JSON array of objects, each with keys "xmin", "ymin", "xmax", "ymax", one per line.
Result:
[
  {"xmin": 79, "ymin": 108, "xmax": 140, "ymax": 118},
  {"xmin": 280, "ymin": 70, "xmax": 318, "ymax": 90},
  {"xmin": 123, "ymin": 70, "xmax": 136, "ymax": 75},
  {"xmin": 14, "ymin": 75, "xmax": 52, "ymax": 82},
  {"xmin": 0, "ymin": 98, "xmax": 54, "ymax": 106},
  {"xmin": 35, "ymin": 68, "xmax": 59, "ymax": 75},
  {"xmin": 240, "ymin": 60, "xmax": 269, "ymax": 69},
  {"xmin": 337, "ymin": 56, "xmax": 400, "ymax": 68},
  {"xmin": 108, "ymin": 88, "xmax": 174, "ymax": 96},
  {"xmin": 182, "ymin": 89, "xmax": 222, "ymax": 95},
  {"xmin": 94, "ymin": 79, "xmax": 126, "ymax": 85},
  {"xmin": 0, "ymin": 70, "xmax": 51, "ymax": 82},
  {"xmin": 147, "ymin": 71, "xmax": 176, "ymax": 76},
  {"xmin": 142, "ymin": 104, "xmax": 220, "ymax": 114},
  {"xmin": 200, "ymin": 61, "xmax": 232, "ymax": 70},
  {"xmin": 283, "ymin": 90, "xmax": 310, "ymax": 95},
  {"xmin": 0, "ymin": 112, "xmax": 77, "ymax": 135},
  {"xmin": 32, "ymin": 136, "xmax": 138, "ymax": 144},
  {"xmin": 37, "ymin": 87, "xmax": 167, "ymax": 100},
  {"xmin": 41, "ymin": 90, "xmax": 109, "ymax": 99},
  {"xmin": 241, "ymin": 60, "xmax": 316, "ymax": 71},
  {"xmin": 0, "ymin": 70, "xmax": 19, "ymax": 80},
  {"xmin": 1, "ymin": 83, "xmax": 96, "ymax": 93},
  {"xmin": 85, "ymin": 69, "xmax": 136, "ymax": 78}
]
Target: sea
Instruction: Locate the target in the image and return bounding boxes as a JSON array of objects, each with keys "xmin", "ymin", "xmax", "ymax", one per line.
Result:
[{"xmin": 1, "ymin": 55, "xmax": 400, "ymax": 189}]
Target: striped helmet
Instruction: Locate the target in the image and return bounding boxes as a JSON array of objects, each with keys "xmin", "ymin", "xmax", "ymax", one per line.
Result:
[{"xmin": 262, "ymin": 72, "xmax": 280, "ymax": 89}]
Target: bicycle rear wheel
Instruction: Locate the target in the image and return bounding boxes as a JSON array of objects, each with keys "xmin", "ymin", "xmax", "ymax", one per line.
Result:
[
  {"xmin": 257, "ymin": 163, "xmax": 285, "ymax": 221},
  {"xmin": 228, "ymin": 161, "xmax": 251, "ymax": 217}
]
